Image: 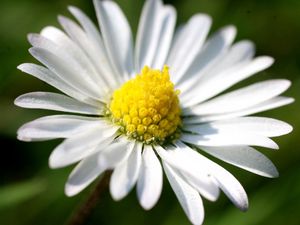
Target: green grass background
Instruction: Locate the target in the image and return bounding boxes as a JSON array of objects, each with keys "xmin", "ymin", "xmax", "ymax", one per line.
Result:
[{"xmin": 0, "ymin": 0, "xmax": 299, "ymax": 224}]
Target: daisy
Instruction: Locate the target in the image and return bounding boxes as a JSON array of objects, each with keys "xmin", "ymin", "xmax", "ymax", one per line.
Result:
[{"xmin": 15, "ymin": 0, "xmax": 293, "ymax": 224}]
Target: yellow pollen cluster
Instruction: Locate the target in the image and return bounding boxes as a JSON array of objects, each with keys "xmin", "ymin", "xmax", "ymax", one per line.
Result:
[{"xmin": 109, "ymin": 66, "xmax": 181, "ymax": 144}]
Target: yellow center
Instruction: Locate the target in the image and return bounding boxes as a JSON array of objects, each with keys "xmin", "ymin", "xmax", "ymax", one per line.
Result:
[{"xmin": 109, "ymin": 66, "xmax": 181, "ymax": 144}]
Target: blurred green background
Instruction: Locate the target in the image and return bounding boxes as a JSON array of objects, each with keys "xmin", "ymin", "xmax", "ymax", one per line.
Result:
[{"xmin": 0, "ymin": 0, "xmax": 299, "ymax": 224}]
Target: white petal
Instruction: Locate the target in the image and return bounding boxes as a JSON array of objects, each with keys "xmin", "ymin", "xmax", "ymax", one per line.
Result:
[
  {"xmin": 184, "ymin": 97, "xmax": 295, "ymax": 124},
  {"xmin": 182, "ymin": 56, "xmax": 274, "ymax": 107},
  {"xmin": 200, "ymin": 145, "xmax": 279, "ymax": 178},
  {"xmin": 181, "ymin": 133, "xmax": 279, "ymax": 149},
  {"xmin": 181, "ymin": 169, "xmax": 220, "ymax": 202},
  {"xmin": 212, "ymin": 171, "xmax": 248, "ymax": 211},
  {"xmin": 180, "ymin": 39, "xmax": 254, "ymax": 96},
  {"xmin": 200, "ymin": 40, "xmax": 255, "ymax": 78},
  {"xmin": 135, "ymin": 0, "xmax": 176, "ymax": 71},
  {"xmin": 110, "ymin": 142, "xmax": 142, "ymax": 201},
  {"xmin": 14, "ymin": 92, "xmax": 101, "ymax": 115},
  {"xmin": 135, "ymin": 0, "xmax": 163, "ymax": 71},
  {"xmin": 49, "ymin": 123, "xmax": 118, "ymax": 168},
  {"xmin": 163, "ymin": 162, "xmax": 204, "ymax": 225},
  {"xmin": 65, "ymin": 151, "xmax": 105, "ymax": 197},
  {"xmin": 68, "ymin": 6, "xmax": 105, "ymax": 50},
  {"xmin": 176, "ymin": 141, "xmax": 248, "ymax": 211},
  {"xmin": 29, "ymin": 47, "xmax": 104, "ymax": 101},
  {"xmin": 167, "ymin": 14, "xmax": 212, "ymax": 83},
  {"xmin": 184, "ymin": 79, "xmax": 291, "ymax": 115},
  {"xmin": 94, "ymin": 0, "xmax": 134, "ymax": 80},
  {"xmin": 40, "ymin": 26, "xmax": 93, "ymax": 68},
  {"xmin": 58, "ymin": 16, "xmax": 119, "ymax": 90},
  {"xmin": 151, "ymin": 5, "xmax": 177, "ymax": 70},
  {"xmin": 32, "ymin": 29, "xmax": 101, "ymax": 85},
  {"xmin": 17, "ymin": 115, "xmax": 101, "ymax": 142},
  {"xmin": 34, "ymin": 29, "xmax": 110, "ymax": 95},
  {"xmin": 175, "ymin": 25, "xmax": 236, "ymax": 87},
  {"xmin": 17, "ymin": 63, "xmax": 99, "ymax": 106},
  {"xmin": 185, "ymin": 117, "xmax": 292, "ymax": 138},
  {"xmin": 137, "ymin": 145, "xmax": 163, "ymax": 210},
  {"xmin": 65, "ymin": 138, "xmax": 133, "ymax": 196},
  {"xmin": 155, "ymin": 146, "xmax": 220, "ymax": 202},
  {"xmin": 68, "ymin": 6, "xmax": 121, "ymax": 86},
  {"xmin": 97, "ymin": 137, "xmax": 135, "ymax": 170}
]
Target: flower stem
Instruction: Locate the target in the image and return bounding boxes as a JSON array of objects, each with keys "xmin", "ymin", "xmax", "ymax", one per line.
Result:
[{"xmin": 66, "ymin": 171, "xmax": 111, "ymax": 225}]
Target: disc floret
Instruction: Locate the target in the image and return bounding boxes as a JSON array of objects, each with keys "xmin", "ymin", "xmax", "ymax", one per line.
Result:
[{"xmin": 109, "ymin": 66, "xmax": 181, "ymax": 144}]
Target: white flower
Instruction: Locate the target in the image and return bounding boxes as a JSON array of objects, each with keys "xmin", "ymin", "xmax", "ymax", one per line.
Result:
[{"xmin": 15, "ymin": 0, "xmax": 293, "ymax": 224}]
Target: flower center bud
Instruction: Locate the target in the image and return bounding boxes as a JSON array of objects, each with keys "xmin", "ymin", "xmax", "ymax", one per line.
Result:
[{"xmin": 109, "ymin": 66, "xmax": 181, "ymax": 144}]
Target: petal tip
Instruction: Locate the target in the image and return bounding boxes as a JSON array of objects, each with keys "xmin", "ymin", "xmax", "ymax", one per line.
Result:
[
  {"xmin": 17, "ymin": 133, "xmax": 31, "ymax": 142},
  {"xmin": 110, "ymin": 190, "xmax": 124, "ymax": 202},
  {"xmin": 139, "ymin": 200, "xmax": 155, "ymax": 211},
  {"xmin": 272, "ymin": 171, "xmax": 279, "ymax": 178},
  {"xmin": 57, "ymin": 14, "xmax": 65, "ymax": 22},
  {"xmin": 279, "ymin": 122, "xmax": 293, "ymax": 136},
  {"xmin": 287, "ymin": 124, "xmax": 293, "ymax": 134},
  {"xmin": 109, "ymin": 179, "xmax": 125, "ymax": 202},
  {"xmin": 17, "ymin": 63, "xmax": 27, "ymax": 71},
  {"xmin": 68, "ymin": 5, "xmax": 76, "ymax": 11},
  {"xmin": 68, "ymin": 5, "xmax": 80, "ymax": 15},
  {"xmin": 64, "ymin": 185, "xmax": 78, "ymax": 197},
  {"xmin": 27, "ymin": 33, "xmax": 35, "ymax": 44},
  {"xmin": 237, "ymin": 198, "xmax": 249, "ymax": 212},
  {"xmin": 48, "ymin": 158, "xmax": 57, "ymax": 169},
  {"xmin": 14, "ymin": 96, "xmax": 21, "ymax": 107},
  {"xmin": 48, "ymin": 151, "xmax": 63, "ymax": 169},
  {"xmin": 224, "ymin": 25, "xmax": 237, "ymax": 34},
  {"xmin": 240, "ymin": 204, "xmax": 249, "ymax": 212},
  {"xmin": 274, "ymin": 144, "xmax": 280, "ymax": 150},
  {"xmin": 226, "ymin": 24, "xmax": 236, "ymax": 30},
  {"xmin": 263, "ymin": 56, "xmax": 275, "ymax": 66},
  {"xmin": 28, "ymin": 47, "xmax": 37, "ymax": 55}
]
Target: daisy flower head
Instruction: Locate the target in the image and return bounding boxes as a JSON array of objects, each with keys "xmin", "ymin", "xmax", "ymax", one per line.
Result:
[{"xmin": 15, "ymin": 0, "xmax": 293, "ymax": 224}]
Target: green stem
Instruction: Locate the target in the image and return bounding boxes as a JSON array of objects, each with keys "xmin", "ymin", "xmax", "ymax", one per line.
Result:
[{"xmin": 66, "ymin": 171, "xmax": 111, "ymax": 225}]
